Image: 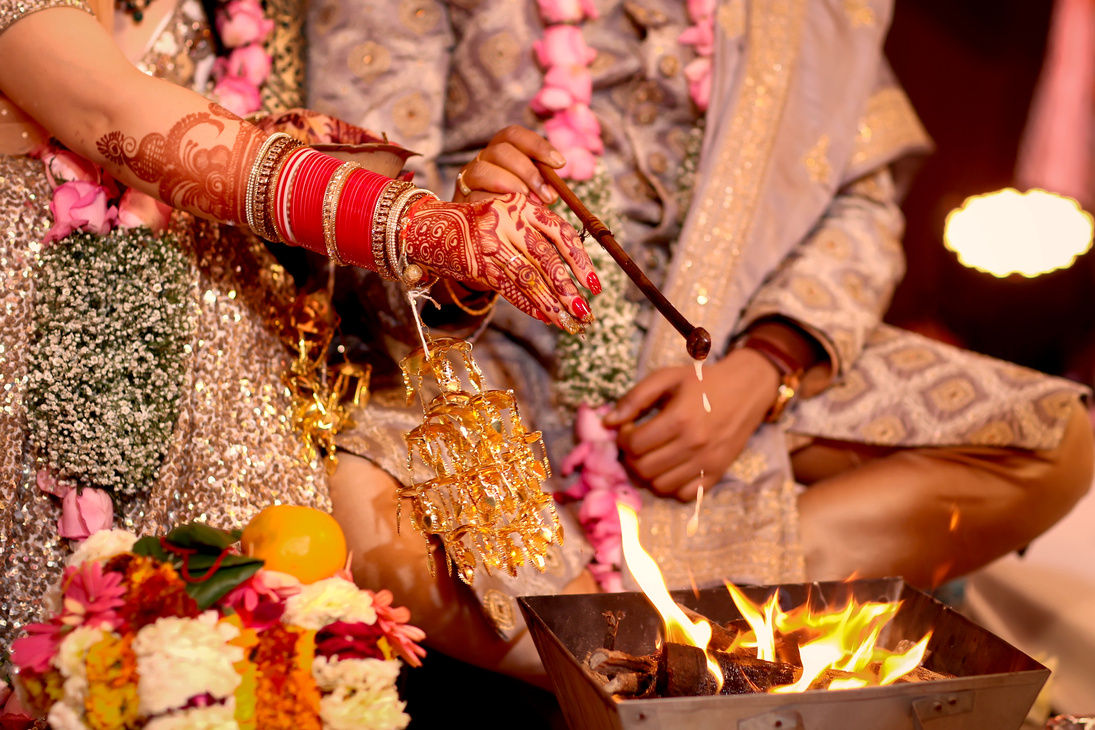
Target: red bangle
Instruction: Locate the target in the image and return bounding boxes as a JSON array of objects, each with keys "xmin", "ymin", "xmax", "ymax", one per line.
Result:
[
  {"xmin": 273, "ymin": 146, "xmax": 311, "ymax": 244},
  {"xmin": 290, "ymin": 151, "xmax": 343, "ymax": 255},
  {"xmin": 336, "ymin": 168, "xmax": 389, "ymax": 268}
]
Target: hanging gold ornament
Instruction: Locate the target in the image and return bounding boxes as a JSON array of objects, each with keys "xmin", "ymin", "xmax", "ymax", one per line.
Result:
[
  {"xmin": 281, "ymin": 291, "xmax": 371, "ymax": 474},
  {"xmin": 398, "ymin": 336, "xmax": 562, "ymax": 586}
]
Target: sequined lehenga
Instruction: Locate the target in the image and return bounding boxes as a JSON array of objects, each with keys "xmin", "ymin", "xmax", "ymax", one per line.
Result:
[{"xmin": 0, "ymin": 0, "xmax": 328, "ymax": 648}]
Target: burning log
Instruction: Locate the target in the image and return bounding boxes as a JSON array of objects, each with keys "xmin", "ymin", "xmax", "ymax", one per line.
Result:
[
  {"xmin": 678, "ymin": 604, "xmax": 802, "ymax": 664},
  {"xmin": 588, "ymin": 648, "xmax": 657, "ymax": 676},
  {"xmin": 656, "ymin": 642, "xmax": 797, "ymax": 696}
]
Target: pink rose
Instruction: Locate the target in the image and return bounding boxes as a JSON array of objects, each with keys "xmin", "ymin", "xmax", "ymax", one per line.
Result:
[
  {"xmin": 533, "ymin": 25, "xmax": 596, "ymax": 69},
  {"xmin": 530, "ymin": 65, "xmax": 593, "ymax": 114},
  {"xmin": 679, "ymin": 20, "xmax": 715, "ymax": 57},
  {"xmin": 684, "ymin": 57, "xmax": 712, "ymax": 112},
  {"xmin": 686, "ymin": 0, "xmax": 716, "ymax": 22},
  {"xmin": 37, "ymin": 469, "xmax": 72, "ymax": 498},
  {"xmin": 216, "ymin": 0, "xmax": 274, "ymax": 47},
  {"xmin": 557, "ymin": 147, "xmax": 596, "ymax": 181},
  {"xmin": 117, "ymin": 188, "xmax": 173, "ymax": 233},
  {"xmin": 574, "ymin": 403, "xmax": 614, "ymax": 443},
  {"xmin": 58, "ymin": 487, "xmax": 114, "ymax": 540},
  {"xmin": 44, "ymin": 180, "xmax": 117, "ymax": 244},
  {"xmin": 213, "ymin": 74, "xmax": 263, "ymax": 117},
  {"xmin": 589, "ymin": 563, "xmax": 624, "ymax": 593},
  {"xmin": 40, "ymin": 146, "xmax": 102, "ymax": 190},
  {"xmin": 536, "ymin": 0, "xmax": 598, "ymax": 24},
  {"xmin": 217, "ymin": 43, "xmax": 271, "ymax": 86}
]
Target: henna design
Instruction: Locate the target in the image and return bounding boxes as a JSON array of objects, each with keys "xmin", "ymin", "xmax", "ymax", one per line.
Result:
[
  {"xmin": 403, "ymin": 199, "xmax": 493, "ymax": 282},
  {"xmin": 94, "ymin": 103, "xmax": 264, "ymax": 224},
  {"xmin": 402, "ymin": 193, "xmax": 588, "ymax": 324}
]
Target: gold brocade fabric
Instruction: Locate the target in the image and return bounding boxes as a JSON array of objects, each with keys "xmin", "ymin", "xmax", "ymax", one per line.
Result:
[
  {"xmin": 261, "ymin": 0, "xmax": 306, "ymax": 112},
  {"xmin": 0, "ymin": 2, "xmax": 328, "ymax": 648}
]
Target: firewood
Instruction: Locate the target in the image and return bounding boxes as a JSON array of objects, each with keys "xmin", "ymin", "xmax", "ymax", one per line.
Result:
[
  {"xmin": 655, "ymin": 642, "xmax": 797, "ymax": 696},
  {"xmin": 602, "ymin": 610, "xmax": 624, "ymax": 651},
  {"xmin": 603, "ymin": 671, "xmax": 652, "ymax": 697},
  {"xmin": 587, "ymin": 647, "xmax": 657, "ymax": 676},
  {"xmin": 891, "ymin": 665, "xmax": 953, "ymax": 683},
  {"xmin": 677, "ymin": 604, "xmax": 801, "ymax": 663},
  {"xmin": 678, "ymin": 605, "xmax": 744, "ymax": 653}
]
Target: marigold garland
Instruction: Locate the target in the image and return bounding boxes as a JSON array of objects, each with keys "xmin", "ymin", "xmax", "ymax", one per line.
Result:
[{"xmin": 9, "ymin": 524, "xmax": 420, "ymax": 730}]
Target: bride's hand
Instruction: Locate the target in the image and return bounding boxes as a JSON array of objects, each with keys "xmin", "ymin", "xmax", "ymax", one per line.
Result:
[
  {"xmin": 453, "ymin": 126, "xmax": 564, "ymax": 205},
  {"xmin": 401, "ymin": 194, "xmax": 600, "ymax": 331}
]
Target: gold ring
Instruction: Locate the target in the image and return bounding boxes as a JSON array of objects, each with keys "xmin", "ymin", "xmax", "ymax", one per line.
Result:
[{"xmin": 456, "ymin": 168, "xmax": 472, "ymax": 197}]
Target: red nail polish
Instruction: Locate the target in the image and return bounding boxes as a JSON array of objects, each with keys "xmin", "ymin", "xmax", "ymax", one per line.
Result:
[
  {"xmin": 535, "ymin": 311, "xmax": 551, "ymax": 324},
  {"xmin": 586, "ymin": 272, "xmax": 602, "ymax": 295},
  {"xmin": 572, "ymin": 297, "xmax": 591, "ymax": 321}
]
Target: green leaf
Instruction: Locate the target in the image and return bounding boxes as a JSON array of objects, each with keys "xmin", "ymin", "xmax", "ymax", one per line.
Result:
[
  {"xmin": 184, "ymin": 560, "xmax": 264, "ymax": 610},
  {"xmin": 132, "ymin": 535, "xmax": 170, "ymax": 562},
  {"xmin": 164, "ymin": 522, "xmax": 239, "ymax": 553}
]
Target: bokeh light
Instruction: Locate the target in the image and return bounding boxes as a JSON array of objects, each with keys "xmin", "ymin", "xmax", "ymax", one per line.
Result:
[{"xmin": 943, "ymin": 189, "xmax": 1094, "ymax": 278}]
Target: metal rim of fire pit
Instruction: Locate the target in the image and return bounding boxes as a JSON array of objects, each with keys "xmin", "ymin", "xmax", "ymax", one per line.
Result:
[{"xmin": 519, "ymin": 578, "xmax": 1049, "ymax": 730}]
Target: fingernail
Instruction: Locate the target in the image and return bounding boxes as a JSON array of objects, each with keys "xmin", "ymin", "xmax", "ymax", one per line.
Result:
[
  {"xmin": 586, "ymin": 272, "xmax": 602, "ymax": 295},
  {"xmin": 535, "ymin": 311, "xmax": 551, "ymax": 324},
  {"xmin": 572, "ymin": 297, "xmax": 592, "ymax": 323},
  {"xmin": 549, "ymin": 151, "xmax": 566, "ymax": 167},
  {"xmin": 558, "ymin": 310, "xmax": 582, "ymax": 335},
  {"xmin": 538, "ymin": 183, "xmax": 556, "ymax": 202}
]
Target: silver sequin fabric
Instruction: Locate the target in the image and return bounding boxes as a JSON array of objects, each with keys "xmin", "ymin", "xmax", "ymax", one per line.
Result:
[{"xmin": 0, "ymin": 5, "xmax": 328, "ymax": 648}]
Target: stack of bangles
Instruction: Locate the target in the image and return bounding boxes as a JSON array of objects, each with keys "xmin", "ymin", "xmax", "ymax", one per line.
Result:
[{"xmin": 244, "ymin": 132, "xmax": 441, "ymax": 288}]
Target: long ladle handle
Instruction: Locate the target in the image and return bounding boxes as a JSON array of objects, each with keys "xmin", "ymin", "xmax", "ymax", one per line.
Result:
[{"xmin": 535, "ymin": 161, "xmax": 711, "ymax": 361}]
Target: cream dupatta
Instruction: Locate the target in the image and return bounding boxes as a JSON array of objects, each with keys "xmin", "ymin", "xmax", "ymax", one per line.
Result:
[{"xmin": 626, "ymin": 0, "xmax": 894, "ymax": 589}]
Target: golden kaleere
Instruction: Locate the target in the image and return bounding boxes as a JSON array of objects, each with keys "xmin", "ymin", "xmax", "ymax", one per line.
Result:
[
  {"xmin": 398, "ymin": 336, "xmax": 562, "ymax": 586},
  {"xmin": 281, "ymin": 291, "xmax": 371, "ymax": 474}
]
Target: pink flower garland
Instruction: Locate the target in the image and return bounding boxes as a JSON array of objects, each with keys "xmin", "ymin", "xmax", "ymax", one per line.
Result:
[
  {"xmin": 212, "ymin": 0, "xmax": 275, "ymax": 117},
  {"xmin": 531, "ymin": 1, "xmax": 601, "ymax": 181},
  {"xmin": 555, "ymin": 405, "xmax": 642, "ymax": 592},
  {"xmin": 679, "ymin": 0, "xmax": 716, "ymax": 111},
  {"xmin": 539, "ymin": 2, "xmax": 716, "ymax": 591}
]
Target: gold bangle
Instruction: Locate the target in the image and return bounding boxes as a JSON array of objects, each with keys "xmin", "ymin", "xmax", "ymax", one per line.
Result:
[
  {"xmin": 371, "ymin": 180, "xmax": 415, "ymax": 279},
  {"xmin": 262, "ymin": 138, "xmax": 303, "ymax": 242},
  {"xmin": 442, "ymin": 277, "xmax": 499, "ymax": 316},
  {"xmin": 322, "ymin": 161, "xmax": 362, "ymax": 266},
  {"xmin": 245, "ymin": 132, "xmax": 288, "ymax": 236},
  {"xmin": 386, "ymin": 188, "xmax": 434, "ymax": 280}
]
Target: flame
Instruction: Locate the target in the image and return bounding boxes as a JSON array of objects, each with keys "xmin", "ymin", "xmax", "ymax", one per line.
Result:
[
  {"xmin": 726, "ymin": 581, "xmax": 932, "ymax": 693},
  {"xmin": 617, "ymin": 503, "xmax": 723, "ymax": 691}
]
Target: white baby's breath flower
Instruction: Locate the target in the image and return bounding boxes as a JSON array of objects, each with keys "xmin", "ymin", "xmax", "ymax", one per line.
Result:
[
  {"xmin": 143, "ymin": 700, "xmax": 239, "ymax": 730},
  {"xmin": 313, "ymin": 656, "xmax": 408, "ymax": 730},
  {"xmin": 133, "ymin": 612, "xmax": 243, "ymax": 716},
  {"xmin": 66, "ymin": 529, "xmax": 138, "ymax": 567},
  {"xmin": 28, "ymin": 230, "xmax": 190, "ymax": 496},
  {"xmin": 282, "ymin": 577, "xmax": 375, "ymax": 630}
]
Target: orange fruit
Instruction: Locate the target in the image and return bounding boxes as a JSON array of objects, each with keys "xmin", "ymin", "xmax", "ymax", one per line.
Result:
[{"xmin": 240, "ymin": 505, "xmax": 348, "ymax": 584}]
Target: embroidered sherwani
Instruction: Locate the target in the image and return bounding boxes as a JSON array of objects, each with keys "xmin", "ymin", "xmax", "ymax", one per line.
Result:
[{"xmin": 309, "ymin": 0, "xmax": 1087, "ymax": 637}]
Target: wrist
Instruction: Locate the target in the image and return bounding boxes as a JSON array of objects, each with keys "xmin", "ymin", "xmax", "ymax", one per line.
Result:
[{"xmin": 733, "ymin": 332, "xmax": 805, "ymax": 423}]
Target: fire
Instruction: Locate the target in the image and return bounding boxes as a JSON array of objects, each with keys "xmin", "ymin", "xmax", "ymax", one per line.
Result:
[
  {"xmin": 617, "ymin": 502, "xmax": 933, "ymax": 694},
  {"xmin": 617, "ymin": 503, "xmax": 723, "ymax": 691},
  {"xmin": 730, "ymin": 581, "xmax": 932, "ymax": 693}
]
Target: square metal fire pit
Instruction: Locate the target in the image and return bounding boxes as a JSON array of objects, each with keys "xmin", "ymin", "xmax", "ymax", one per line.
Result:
[{"xmin": 519, "ymin": 578, "xmax": 1049, "ymax": 730}]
